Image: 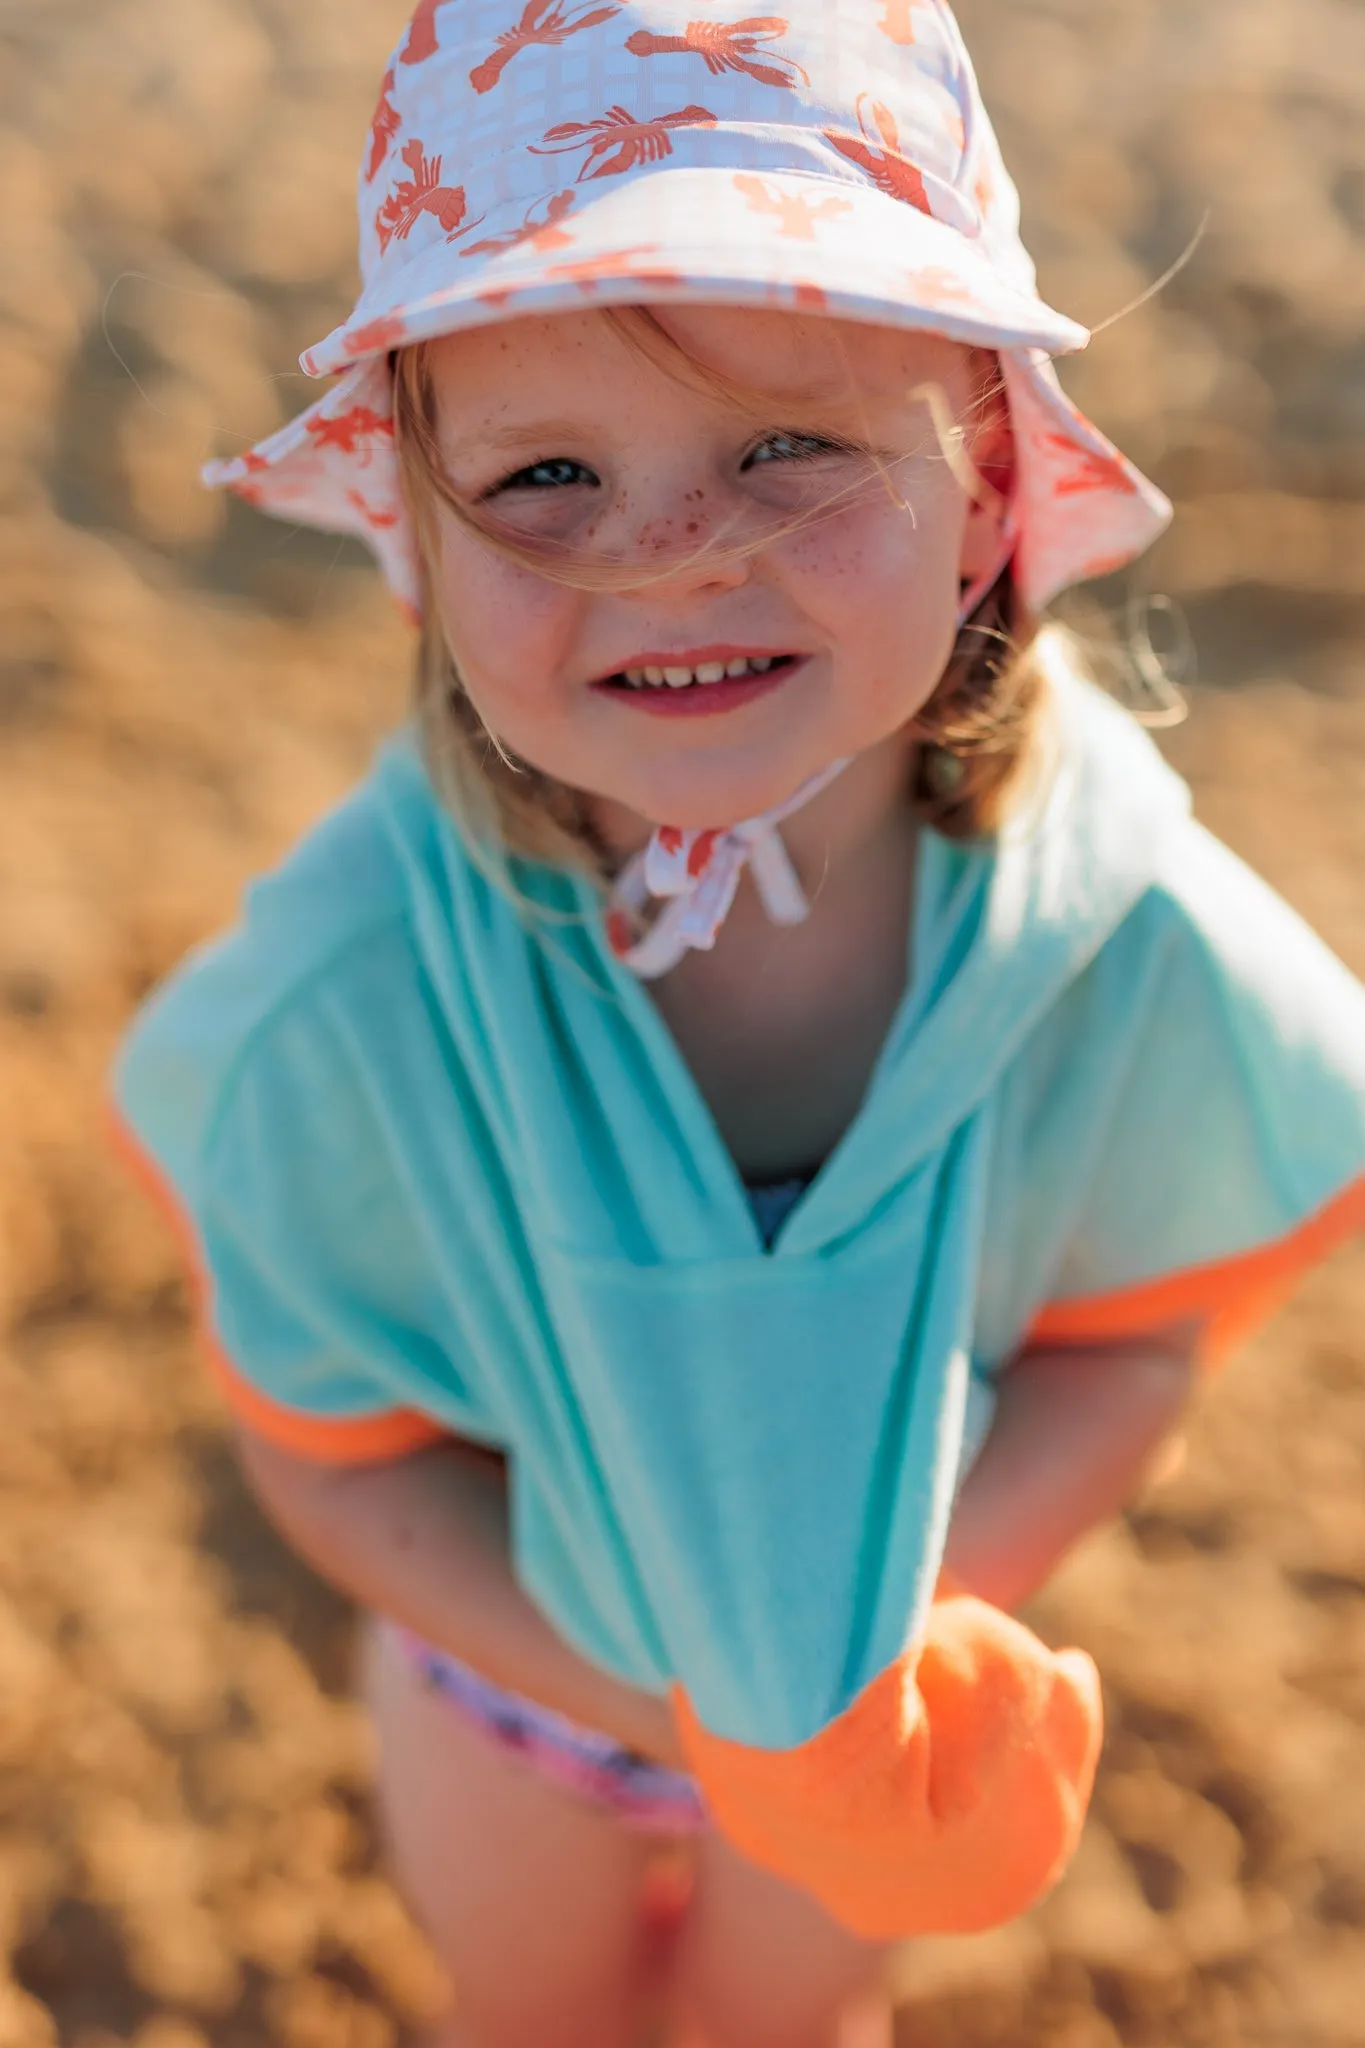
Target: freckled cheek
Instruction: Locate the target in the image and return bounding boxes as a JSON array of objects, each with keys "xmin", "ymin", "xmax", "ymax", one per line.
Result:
[
  {"xmin": 770, "ymin": 505, "xmax": 965, "ymax": 738},
  {"xmin": 434, "ymin": 535, "xmax": 582, "ymax": 720},
  {"xmin": 775, "ymin": 499, "xmax": 961, "ymax": 648}
]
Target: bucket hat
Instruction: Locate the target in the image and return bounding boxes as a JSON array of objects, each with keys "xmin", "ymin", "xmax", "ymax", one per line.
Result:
[{"xmin": 207, "ymin": 0, "xmax": 1169, "ymax": 619}]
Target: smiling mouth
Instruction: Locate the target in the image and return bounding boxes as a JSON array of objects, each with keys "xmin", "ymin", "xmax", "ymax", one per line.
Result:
[{"xmin": 600, "ymin": 654, "xmax": 799, "ymax": 691}]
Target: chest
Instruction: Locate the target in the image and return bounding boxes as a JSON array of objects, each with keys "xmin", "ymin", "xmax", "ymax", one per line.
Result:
[{"xmin": 646, "ymin": 846, "xmax": 917, "ymax": 1181}]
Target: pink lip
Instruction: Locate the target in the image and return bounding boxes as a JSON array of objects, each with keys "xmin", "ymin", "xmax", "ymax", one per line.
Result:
[{"xmin": 592, "ymin": 655, "xmax": 806, "ymax": 718}]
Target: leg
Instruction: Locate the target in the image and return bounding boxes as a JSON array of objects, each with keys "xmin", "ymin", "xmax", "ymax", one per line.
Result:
[
  {"xmin": 360, "ymin": 1619, "xmax": 669, "ymax": 2048},
  {"xmin": 667, "ymin": 1824, "xmax": 895, "ymax": 2048}
]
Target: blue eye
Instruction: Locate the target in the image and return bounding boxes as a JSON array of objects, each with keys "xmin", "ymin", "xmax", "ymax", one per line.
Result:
[
  {"xmin": 490, "ymin": 457, "xmax": 598, "ymax": 493},
  {"xmin": 743, "ymin": 431, "xmax": 845, "ymax": 469}
]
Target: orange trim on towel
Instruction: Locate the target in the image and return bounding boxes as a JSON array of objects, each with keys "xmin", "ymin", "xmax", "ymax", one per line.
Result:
[
  {"xmin": 671, "ymin": 1588, "xmax": 1103, "ymax": 1939},
  {"xmin": 1029, "ymin": 1174, "xmax": 1365, "ymax": 1371},
  {"xmin": 201, "ymin": 1345, "xmax": 447, "ymax": 1463},
  {"xmin": 106, "ymin": 1104, "xmax": 448, "ymax": 1466}
]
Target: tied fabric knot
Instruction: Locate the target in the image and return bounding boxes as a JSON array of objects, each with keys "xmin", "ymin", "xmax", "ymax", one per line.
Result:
[{"xmin": 605, "ymin": 759, "xmax": 851, "ymax": 979}]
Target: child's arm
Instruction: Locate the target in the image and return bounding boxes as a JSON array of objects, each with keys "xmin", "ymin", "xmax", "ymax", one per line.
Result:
[
  {"xmin": 237, "ymin": 1427, "xmax": 688, "ymax": 1767},
  {"xmin": 942, "ymin": 1325, "xmax": 1199, "ymax": 1613}
]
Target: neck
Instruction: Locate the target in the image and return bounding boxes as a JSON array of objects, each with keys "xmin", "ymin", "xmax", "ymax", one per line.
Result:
[
  {"xmin": 589, "ymin": 727, "xmax": 921, "ymax": 892},
  {"xmin": 777, "ymin": 730, "xmax": 921, "ymax": 888}
]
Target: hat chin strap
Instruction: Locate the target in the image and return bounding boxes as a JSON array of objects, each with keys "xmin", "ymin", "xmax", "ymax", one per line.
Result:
[{"xmin": 606, "ymin": 531, "xmax": 1017, "ymax": 980}]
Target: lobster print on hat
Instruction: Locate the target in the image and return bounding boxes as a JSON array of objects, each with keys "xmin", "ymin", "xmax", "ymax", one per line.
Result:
[
  {"xmin": 470, "ymin": 0, "xmax": 623, "ymax": 94},
  {"xmin": 734, "ymin": 174, "xmax": 852, "ymax": 241},
  {"xmin": 402, "ymin": 0, "xmax": 445, "ymax": 65},
  {"xmin": 825, "ymin": 97, "xmax": 932, "ymax": 213},
  {"xmin": 877, "ymin": 0, "xmax": 920, "ymax": 43},
  {"xmin": 305, "ymin": 405, "xmax": 394, "ymax": 455},
  {"xmin": 375, "ymin": 140, "xmax": 482, "ymax": 252},
  {"xmin": 1042, "ymin": 433, "xmax": 1141, "ymax": 498},
  {"xmin": 531, "ymin": 104, "xmax": 718, "ymax": 179},
  {"xmin": 341, "ymin": 316, "xmax": 410, "ymax": 360},
  {"xmin": 904, "ymin": 263, "xmax": 974, "ymax": 307},
  {"xmin": 345, "ymin": 488, "xmax": 401, "ymax": 529},
  {"xmin": 625, "ymin": 17, "xmax": 811, "ymax": 88},
  {"xmin": 461, "ymin": 192, "xmax": 579, "ymax": 257},
  {"xmin": 366, "ymin": 69, "xmax": 401, "ymax": 182},
  {"xmin": 543, "ymin": 245, "xmax": 685, "ymax": 286}
]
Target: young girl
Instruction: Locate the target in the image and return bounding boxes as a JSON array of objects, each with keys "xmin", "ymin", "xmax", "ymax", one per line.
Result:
[{"xmin": 113, "ymin": 1, "xmax": 1365, "ymax": 2042}]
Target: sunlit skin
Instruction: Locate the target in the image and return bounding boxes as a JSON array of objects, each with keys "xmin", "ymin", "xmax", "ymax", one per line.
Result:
[{"xmin": 421, "ymin": 305, "xmax": 1010, "ymax": 849}]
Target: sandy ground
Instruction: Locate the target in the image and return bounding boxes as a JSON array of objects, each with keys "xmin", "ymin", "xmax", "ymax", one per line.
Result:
[{"xmin": 1, "ymin": 0, "xmax": 1364, "ymax": 2041}]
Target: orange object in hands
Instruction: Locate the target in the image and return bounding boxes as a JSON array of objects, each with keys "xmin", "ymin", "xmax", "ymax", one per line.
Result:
[{"xmin": 671, "ymin": 1584, "xmax": 1102, "ymax": 1939}]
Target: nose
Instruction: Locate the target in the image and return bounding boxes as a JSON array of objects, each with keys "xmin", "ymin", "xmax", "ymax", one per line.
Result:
[
  {"xmin": 612, "ymin": 486, "xmax": 755, "ymax": 605},
  {"xmin": 619, "ymin": 541, "xmax": 753, "ymax": 605}
]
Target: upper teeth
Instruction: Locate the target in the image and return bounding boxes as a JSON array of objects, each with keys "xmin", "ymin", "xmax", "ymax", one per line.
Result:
[{"xmin": 621, "ymin": 656, "xmax": 777, "ymax": 688}]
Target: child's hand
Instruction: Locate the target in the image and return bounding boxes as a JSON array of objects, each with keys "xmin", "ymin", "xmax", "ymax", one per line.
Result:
[{"xmin": 672, "ymin": 1583, "xmax": 1102, "ymax": 1938}]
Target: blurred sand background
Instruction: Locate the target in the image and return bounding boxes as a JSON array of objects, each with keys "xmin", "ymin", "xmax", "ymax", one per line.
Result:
[{"xmin": 2, "ymin": 0, "xmax": 1365, "ymax": 2042}]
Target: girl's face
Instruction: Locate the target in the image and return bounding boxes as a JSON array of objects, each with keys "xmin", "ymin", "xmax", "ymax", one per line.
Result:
[{"xmin": 422, "ymin": 305, "xmax": 1009, "ymax": 831}]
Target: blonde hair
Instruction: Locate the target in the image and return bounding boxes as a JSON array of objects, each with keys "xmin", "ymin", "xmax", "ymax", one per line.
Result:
[{"xmin": 391, "ymin": 313, "xmax": 1059, "ymax": 876}]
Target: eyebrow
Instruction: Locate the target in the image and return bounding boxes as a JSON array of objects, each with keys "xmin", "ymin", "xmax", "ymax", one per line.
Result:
[
  {"xmin": 456, "ymin": 418, "xmax": 605, "ymax": 455},
  {"xmin": 757, "ymin": 372, "xmax": 863, "ymax": 404}
]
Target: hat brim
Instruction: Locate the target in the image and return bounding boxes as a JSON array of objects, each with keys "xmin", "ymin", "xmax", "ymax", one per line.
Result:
[
  {"xmin": 204, "ymin": 170, "xmax": 1170, "ymax": 618},
  {"xmin": 1001, "ymin": 350, "xmax": 1172, "ymax": 609},
  {"xmin": 301, "ymin": 164, "xmax": 1087, "ymax": 376},
  {"xmin": 204, "ymin": 354, "xmax": 423, "ymax": 619}
]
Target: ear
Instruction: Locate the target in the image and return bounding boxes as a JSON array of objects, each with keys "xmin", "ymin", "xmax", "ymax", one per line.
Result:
[
  {"xmin": 958, "ymin": 357, "xmax": 1015, "ymax": 587},
  {"xmin": 959, "ymin": 487, "xmax": 1011, "ymax": 585}
]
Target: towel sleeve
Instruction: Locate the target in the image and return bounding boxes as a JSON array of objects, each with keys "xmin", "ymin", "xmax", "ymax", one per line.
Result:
[
  {"xmin": 674, "ymin": 1579, "xmax": 1103, "ymax": 1938},
  {"xmin": 978, "ymin": 818, "xmax": 1365, "ymax": 1372},
  {"xmin": 111, "ymin": 921, "xmax": 498, "ymax": 1465}
]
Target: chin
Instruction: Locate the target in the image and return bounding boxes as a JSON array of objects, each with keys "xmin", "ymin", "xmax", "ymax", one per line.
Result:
[
  {"xmin": 620, "ymin": 768, "xmax": 806, "ymax": 831},
  {"xmin": 619, "ymin": 739, "xmax": 841, "ymax": 830}
]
